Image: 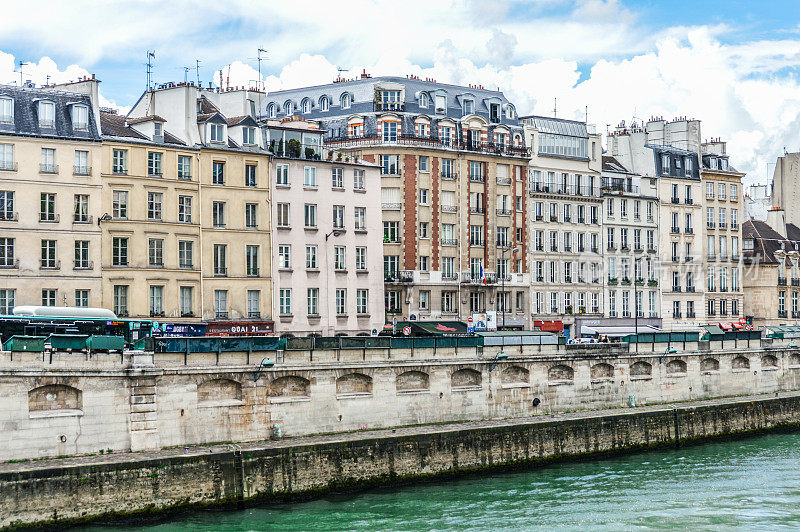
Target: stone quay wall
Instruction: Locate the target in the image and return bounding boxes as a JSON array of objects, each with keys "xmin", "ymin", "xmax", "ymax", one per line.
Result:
[
  {"xmin": 3, "ymin": 392, "xmax": 800, "ymax": 530},
  {"xmin": 0, "ymin": 337, "xmax": 798, "ymax": 463}
]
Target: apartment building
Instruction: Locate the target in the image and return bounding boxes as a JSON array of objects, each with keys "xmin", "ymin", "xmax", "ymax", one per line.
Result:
[
  {"xmin": 126, "ymin": 83, "xmax": 273, "ymax": 321},
  {"xmin": 263, "ymin": 118, "xmax": 384, "ymax": 336},
  {"xmin": 0, "ymin": 82, "xmax": 102, "ymax": 313},
  {"xmin": 522, "ymin": 115, "xmax": 603, "ymax": 338},
  {"xmin": 264, "ymin": 75, "xmax": 531, "ymax": 328},
  {"xmin": 770, "ymin": 151, "xmax": 800, "ymax": 227},
  {"xmin": 609, "ymin": 118, "xmax": 704, "ymax": 330},
  {"xmin": 701, "ymin": 138, "xmax": 745, "ymax": 322},
  {"xmin": 600, "ymin": 155, "xmax": 661, "ymax": 327},
  {"xmin": 743, "ymin": 210, "xmax": 800, "ymax": 326}
]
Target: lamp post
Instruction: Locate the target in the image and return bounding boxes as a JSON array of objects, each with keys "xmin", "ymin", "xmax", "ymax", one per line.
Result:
[
  {"xmin": 499, "ymin": 246, "xmax": 519, "ymax": 331},
  {"xmin": 325, "ymin": 230, "xmax": 341, "ymax": 336}
]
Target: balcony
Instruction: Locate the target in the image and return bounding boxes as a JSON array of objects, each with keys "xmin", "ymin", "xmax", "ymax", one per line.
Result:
[
  {"xmin": 442, "ymin": 272, "xmax": 459, "ymax": 281},
  {"xmin": 591, "ymin": 246, "xmax": 599, "ymax": 253},
  {"xmin": 374, "ymin": 101, "xmax": 405, "ymax": 112},
  {"xmin": 496, "ymin": 208, "xmax": 512, "ymax": 216},
  {"xmin": 685, "ymin": 256, "xmax": 693, "ymax": 262},
  {"xmin": 671, "ymin": 197, "xmax": 680, "ymax": 204},
  {"xmin": 648, "ymin": 279, "xmax": 658, "ymax": 287},
  {"xmin": 578, "ymin": 217, "xmax": 585, "ymax": 224},
  {"xmin": 441, "ymin": 171, "xmax": 457, "ymax": 181},
  {"xmin": 383, "ymin": 236, "xmax": 400, "ymax": 244},
  {"xmin": 647, "ymin": 246, "xmax": 656, "ymax": 253},
  {"xmin": 720, "ymin": 287, "xmax": 728, "ymax": 292},
  {"xmin": 686, "ymin": 198, "xmax": 694, "ymax": 205},
  {"xmin": 40, "ymin": 163, "xmax": 58, "ymax": 174},
  {"xmin": 73, "ymin": 165, "xmax": 91, "ymax": 176},
  {"xmin": 672, "ymin": 286, "xmax": 682, "ymax": 293},
  {"xmin": 607, "ymin": 244, "xmax": 616, "ymax": 251},
  {"xmin": 779, "ymin": 310, "xmax": 788, "ymax": 318},
  {"xmin": 674, "ymin": 311, "xmax": 683, "ymax": 318},
  {"xmin": 563, "ymin": 216, "xmax": 571, "ymax": 223},
  {"xmin": 708, "ymin": 286, "xmax": 716, "ymax": 292},
  {"xmin": 731, "ymin": 223, "xmax": 739, "ymax": 230},
  {"xmin": 247, "ymin": 268, "xmax": 260, "ymax": 277},
  {"xmin": 685, "ymin": 228, "xmax": 694, "ymax": 235},
  {"xmin": 670, "ymin": 227, "xmax": 680, "ymax": 234},
  {"xmin": 779, "ymin": 277, "xmax": 788, "ymax": 286},
  {"xmin": 496, "ymin": 176, "xmax": 512, "ymax": 186},
  {"xmin": 792, "ymin": 278, "xmax": 800, "ymax": 287},
  {"xmin": 686, "ymin": 286, "xmax": 695, "ymax": 293},
  {"xmin": 793, "ymin": 311, "xmax": 800, "ymax": 319},
  {"xmin": 441, "ymin": 238, "xmax": 458, "ymax": 247},
  {"xmin": 731, "ymin": 254, "xmax": 740, "ymax": 261},
  {"xmin": 634, "ymin": 246, "xmax": 643, "ymax": 253},
  {"xmin": 381, "ymin": 202, "xmax": 401, "ymax": 211},
  {"xmin": 528, "ymin": 183, "xmax": 600, "ymax": 197},
  {"xmin": 602, "ymin": 181, "xmax": 639, "ymax": 194},
  {"xmin": 0, "ymin": 161, "xmax": 17, "ymax": 172},
  {"xmin": 608, "ymin": 277, "xmax": 618, "ymax": 285},
  {"xmin": 469, "ymin": 174, "xmax": 485, "ymax": 183},
  {"xmin": 398, "ymin": 270, "xmax": 414, "ymax": 283},
  {"xmin": 535, "ymin": 214, "xmax": 544, "ymax": 221},
  {"xmin": 707, "ymin": 222, "xmax": 716, "ymax": 229},
  {"xmin": 550, "ymin": 215, "xmax": 558, "ymax": 222},
  {"xmin": 671, "ymin": 256, "xmax": 679, "ymax": 263},
  {"xmin": 591, "ymin": 218, "xmax": 599, "ymax": 224},
  {"xmin": 470, "ymin": 206, "xmax": 485, "ymax": 214},
  {"xmin": 719, "ymin": 222, "xmax": 727, "ymax": 229},
  {"xmin": 441, "ymin": 205, "xmax": 458, "ymax": 213},
  {"xmin": 708, "ymin": 253, "xmax": 716, "ymax": 261}
]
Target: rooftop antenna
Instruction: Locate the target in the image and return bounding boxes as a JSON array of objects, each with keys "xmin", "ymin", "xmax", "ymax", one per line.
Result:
[
  {"xmin": 257, "ymin": 48, "xmax": 267, "ymax": 90},
  {"xmin": 195, "ymin": 59, "xmax": 201, "ymax": 86},
  {"xmin": 16, "ymin": 60, "xmax": 28, "ymax": 86},
  {"xmin": 553, "ymin": 97, "xmax": 557, "ymax": 118},
  {"xmin": 146, "ymin": 50, "xmax": 156, "ymax": 90},
  {"xmin": 585, "ymin": 105, "xmax": 588, "ymax": 124},
  {"xmin": 183, "ymin": 66, "xmax": 190, "ymax": 83}
]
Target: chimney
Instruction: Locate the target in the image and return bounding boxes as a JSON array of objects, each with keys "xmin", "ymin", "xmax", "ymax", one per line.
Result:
[
  {"xmin": 50, "ymin": 75, "xmax": 102, "ymax": 135},
  {"xmin": 767, "ymin": 207, "xmax": 787, "ymax": 237}
]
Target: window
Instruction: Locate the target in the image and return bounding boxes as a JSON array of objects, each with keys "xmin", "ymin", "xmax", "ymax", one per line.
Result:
[
  {"xmin": 148, "ymin": 238, "xmax": 163, "ymax": 267},
  {"xmin": 413, "ymin": 290, "xmax": 428, "ymax": 312},
  {"xmin": 0, "ymin": 289, "xmax": 15, "ymax": 314},
  {"xmin": 304, "ymin": 166, "xmax": 317, "ymax": 186},
  {"xmin": 0, "ymin": 235, "xmax": 13, "ymax": 268},
  {"xmin": 147, "ymin": 152, "xmax": 162, "ymax": 177},
  {"xmin": 73, "ymin": 150, "xmax": 89, "ymax": 174},
  {"xmin": 354, "ymin": 169, "xmax": 365, "ymax": 190},
  {"xmin": 147, "ymin": 192, "xmax": 162, "ymax": 220},
  {"xmin": 0, "ymin": 143, "xmax": 13, "ymax": 170},
  {"xmin": 268, "ymin": 103, "xmax": 277, "ymax": 118},
  {"xmin": 463, "ymin": 99, "xmax": 474, "ymax": 115},
  {"xmin": 245, "ymin": 203, "xmax": 258, "ymax": 229},
  {"xmin": 112, "ymin": 285, "xmax": 128, "ymax": 315},
  {"xmin": 334, "ymin": 246, "xmax": 346, "ymax": 270},
  {"xmin": 212, "ymin": 201, "xmax": 226, "ymax": 227},
  {"xmin": 72, "ymin": 104, "xmax": 88, "ymax": 130},
  {"xmin": 73, "ymin": 194, "xmax": 89, "ymax": 222},
  {"xmin": 730, "ymin": 184, "xmax": 738, "ymax": 201},
  {"xmin": 319, "ymin": 96, "xmax": 329, "ymax": 112},
  {"xmin": 178, "ymin": 155, "xmax": 192, "ymax": 180},
  {"xmin": 245, "ymin": 164, "xmax": 257, "ymax": 187},
  {"xmin": 39, "ymin": 239, "xmax": 57, "ymax": 269},
  {"xmin": 38, "ymin": 101, "xmax": 55, "ymax": 128},
  {"xmin": 306, "ymin": 245, "xmax": 318, "ymax": 269},
  {"xmin": 276, "ymin": 164, "xmax": 289, "ymax": 185},
  {"xmin": 442, "ymin": 257, "xmax": 455, "ymax": 278},
  {"xmin": 441, "ymin": 291, "xmax": 456, "ymax": 313},
  {"xmin": 149, "ymin": 286, "xmax": 164, "ymax": 315},
  {"xmin": 335, "ymin": 288, "xmax": 347, "ymax": 315},
  {"xmin": 215, "ymin": 290, "xmax": 228, "ymax": 318},
  {"xmin": 380, "ymin": 155, "xmax": 398, "ymax": 175},
  {"xmin": 419, "ymin": 188, "xmax": 429, "ymax": 205},
  {"xmin": 0, "ymin": 97, "xmax": 13, "ymax": 123},
  {"xmin": 356, "ymin": 246, "xmax": 367, "ymax": 270},
  {"xmin": 212, "ymin": 161, "xmax": 225, "ymax": 184},
  {"xmin": 332, "ymin": 167, "xmax": 343, "ymax": 188},
  {"xmin": 154, "ymin": 122, "xmax": 162, "ymax": 137},
  {"xmin": 246, "ymin": 245, "xmax": 259, "ymax": 276},
  {"xmin": 354, "ymin": 207, "xmax": 366, "ymax": 230},
  {"xmin": 243, "ymin": 290, "xmax": 259, "ymax": 318},
  {"xmin": 41, "ymin": 148, "xmax": 56, "ymax": 173},
  {"xmin": 178, "ymin": 195, "xmax": 192, "ymax": 223},
  {"xmin": 40, "ymin": 289, "xmax": 56, "ymax": 307},
  {"xmin": 718, "ymin": 183, "xmax": 726, "ymax": 200},
  {"xmin": 179, "ymin": 241, "xmax": 193, "ymax": 268},
  {"xmin": 661, "ymin": 153, "xmax": 670, "ymax": 174},
  {"xmin": 305, "ymin": 204, "xmax": 317, "ymax": 228},
  {"xmin": 419, "ymin": 156, "xmax": 429, "ymax": 172},
  {"xmin": 356, "ymin": 289, "xmax": 368, "ymax": 314},
  {"xmin": 278, "ymin": 245, "xmax": 291, "ymax": 269},
  {"xmin": 382, "ymin": 120, "xmax": 398, "ymax": 142},
  {"xmin": 307, "ymin": 288, "xmax": 319, "ymax": 315},
  {"xmin": 706, "ymin": 182, "xmax": 714, "ymax": 199},
  {"xmin": 384, "ymin": 255, "xmax": 399, "ymax": 279},
  {"xmin": 210, "ymin": 123, "xmax": 225, "ymax": 142},
  {"xmin": 112, "ymin": 237, "xmax": 128, "ymax": 266},
  {"xmin": 333, "ymin": 205, "xmax": 345, "ymax": 229},
  {"xmin": 685, "ymin": 185, "xmax": 692, "ymax": 203},
  {"xmin": 341, "ymin": 93, "xmax": 351, "ymax": 109},
  {"xmin": 241, "ymin": 126, "xmax": 256, "ymax": 145},
  {"xmin": 112, "ymin": 149, "xmax": 127, "ymax": 174},
  {"xmin": 214, "ymin": 244, "xmax": 227, "ymax": 276}
]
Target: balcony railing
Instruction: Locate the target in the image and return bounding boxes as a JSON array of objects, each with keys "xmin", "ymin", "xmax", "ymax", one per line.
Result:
[
  {"xmin": 469, "ymin": 174, "xmax": 485, "ymax": 183},
  {"xmin": 529, "ymin": 183, "xmax": 599, "ymax": 197},
  {"xmin": 441, "ymin": 171, "xmax": 457, "ymax": 181},
  {"xmin": 671, "ymin": 197, "xmax": 680, "ymax": 204},
  {"xmin": 496, "ymin": 208, "xmax": 512, "ymax": 216},
  {"xmin": 441, "ymin": 238, "xmax": 458, "ymax": 246},
  {"xmin": 214, "ymin": 267, "xmax": 228, "ymax": 277},
  {"xmin": 778, "ymin": 277, "xmax": 787, "ymax": 286},
  {"xmin": 40, "ymin": 163, "xmax": 58, "ymax": 174},
  {"xmin": 39, "ymin": 213, "xmax": 59, "ymax": 223},
  {"xmin": 73, "ymin": 214, "xmax": 93, "ymax": 224},
  {"xmin": 779, "ymin": 310, "xmax": 788, "ymax": 318},
  {"xmin": 381, "ymin": 202, "xmax": 401, "ymax": 211},
  {"xmin": 670, "ymin": 227, "xmax": 680, "ymax": 234},
  {"xmin": 0, "ymin": 259, "xmax": 19, "ymax": 269},
  {"xmin": 441, "ymin": 205, "xmax": 458, "ymax": 213},
  {"xmin": 707, "ymin": 222, "xmax": 716, "ymax": 229},
  {"xmin": 719, "ymin": 222, "xmax": 727, "ymax": 229},
  {"xmin": 470, "ymin": 206, "xmax": 485, "ymax": 214},
  {"xmin": 496, "ymin": 176, "xmax": 512, "ymax": 186},
  {"xmin": 601, "ymin": 180, "xmax": 639, "ymax": 194},
  {"xmin": 0, "ymin": 161, "xmax": 18, "ymax": 171},
  {"xmin": 373, "ymin": 102, "xmax": 405, "ymax": 112},
  {"xmin": 0, "ymin": 212, "xmax": 18, "ymax": 221},
  {"xmin": 685, "ymin": 228, "xmax": 694, "ymax": 234},
  {"xmin": 40, "ymin": 259, "xmax": 60, "ymax": 269},
  {"xmin": 73, "ymin": 165, "xmax": 91, "ymax": 176}
]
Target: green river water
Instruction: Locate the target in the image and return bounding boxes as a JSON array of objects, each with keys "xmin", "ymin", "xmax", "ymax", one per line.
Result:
[{"xmin": 87, "ymin": 431, "xmax": 800, "ymax": 531}]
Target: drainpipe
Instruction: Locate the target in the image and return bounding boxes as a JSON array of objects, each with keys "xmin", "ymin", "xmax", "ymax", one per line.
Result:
[{"xmin": 197, "ymin": 152, "xmax": 205, "ymax": 320}]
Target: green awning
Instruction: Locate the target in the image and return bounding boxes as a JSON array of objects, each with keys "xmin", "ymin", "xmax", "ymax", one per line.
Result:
[{"xmin": 704, "ymin": 325, "xmax": 725, "ymax": 336}]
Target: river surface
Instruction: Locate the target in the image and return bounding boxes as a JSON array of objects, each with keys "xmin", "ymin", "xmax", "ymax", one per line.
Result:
[{"xmin": 87, "ymin": 432, "xmax": 800, "ymax": 531}]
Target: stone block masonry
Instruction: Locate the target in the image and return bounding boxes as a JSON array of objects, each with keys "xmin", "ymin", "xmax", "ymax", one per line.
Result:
[{"xmin": 3, "ymin": 392, "xmax": 800, "ymax": 529}]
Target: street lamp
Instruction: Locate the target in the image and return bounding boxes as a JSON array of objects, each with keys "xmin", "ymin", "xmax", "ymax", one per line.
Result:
[
  {"xmin": 324, "ymin": 230, "xmax": 342, "ymax": 336},
  {"xmin": 499, "ymin": 246, "xmax": 519, "ymax": 331}
]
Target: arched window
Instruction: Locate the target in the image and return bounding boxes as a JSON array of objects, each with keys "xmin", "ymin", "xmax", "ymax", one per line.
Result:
[
  {"xmin": 506, "ymin": 104, "xmax": 515, "ymax": 119},
  {"xmin": 267, "ymin": 103, "xmax": 277, "ymax": 118},
  {"xmin": 283, "ymin": 100, "xmax": 293, "ymax": 116},
  {"xmin": 341, "ymin": 93, "xmax": 351, "ymax": 109},
  {"xmin": 319, "ymin": 96, "xmax": 329, "ymax": 112},
  {"xmin": 301, "ymin": 98, "xmax": 311, "ymax": 114},
  {"xmin": 419, "ymin": 92, "xmax": 429, "ymax": 108}
]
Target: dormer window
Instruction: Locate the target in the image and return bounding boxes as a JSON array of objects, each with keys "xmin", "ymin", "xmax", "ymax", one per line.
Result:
[
  {"xmin": 153, "ymin": 122, "xmax": 163, "ymax": 137},
  {"xmin": 661, "ymin": 154, "xmax": 670, "ymax": 174},
  {"xmin": 435, "ymin": 95, "xmax": 446, "ymax": 115},
  {"xmin": 379, "ymin": 90, "xmax": 401, "ymax": 111},
  {"xmin": 301, "ymin": 98, "xmax": 312, "ymax": 114},
  {"xmin": 341, "ymin": 93, "xmax": 351, "ymax": 109},
  {"xmin": 0, "ymin": 97, "xmax": 13, "ymax": 123},
  {"xmin": 38, "ymin": 101, "xmax": 55, "ymax": 128},
  {"xmin": 267, "ymin": 103, "xmax": 277, "ymax": 118},
  {"xmin": 685, "ymin": 157, "xmax": 693, "ymax": 176},
  {"xmin": 210, "ymin": 123, "xmax": 225, "ymax": 143},
  {"xmin": 463, "ymin": 99, "xmax": 474, "ymax": 116},
  {"xmin": 319, "ymin": 96, "xmax": 329, "ymax": 112},
  {"xmin": 743, "ymin": 238, "xmax": 754, "ymax": 251},
  {"xmin": 489, "ymin": 103, "xmax": 499, "ymax": 123},
  {"xmin": 505, "ymin": 104, "xmax": 515, "ymax": 120},
  {"xmin": 243, "ymin": 126, "xmax": 256, "ymax": 145},
  {"xmin": 720, "ymin": 158, "xmax": 729, "ymax": 171},
  {"xmin": 72, "ymin": 104, "xmax": 89, "ymax": 131},
  {"xmin": 283, "ymin": 101, "xmax": 293, "ymax": 116},
  {"xmin": 419, "ymin": 93, "xmax": 428, "ymax": 108}
]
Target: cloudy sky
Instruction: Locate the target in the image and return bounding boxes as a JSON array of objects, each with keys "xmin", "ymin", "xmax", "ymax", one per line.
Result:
[{"xmin": 2, "ymin": 0, "xmax": 799, "ymax": 183}]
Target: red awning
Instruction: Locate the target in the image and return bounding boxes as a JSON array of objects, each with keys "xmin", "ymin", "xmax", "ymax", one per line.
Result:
[
  {"xmin": 732, "ymin": 323, "xmax": 743, "ymax": 329},
  {"xmin": 719, "ymin": 323, "xmax": 733, "ymax": 330},
  {"xmin": 535, "ymin": 320, "xmax": 564, "ymax": 332}
]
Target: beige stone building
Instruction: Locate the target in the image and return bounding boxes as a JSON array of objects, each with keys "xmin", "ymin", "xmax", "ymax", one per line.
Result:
[
  {"xmin": 701, "ymin": 138, "xmax": 745, "ymax": 322},
  {"xmin": 0, "ymin": 82, "xmax": 103, "ymax": 313},
  {"xmin": 123, "ymin": 84, "xmax": 273, "ymax": 321}
]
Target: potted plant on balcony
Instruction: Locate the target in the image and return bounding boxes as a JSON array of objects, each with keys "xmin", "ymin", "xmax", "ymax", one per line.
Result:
[
  {"xmin": 579, "ymin": 306, "xmax": 586, "ymax": 314},
  {"xmin": 336, "ymin": 152, "xmax": 343, "ymax": 161},
  {"xmin": 635, "ymin": 277, "xmax": 645, "ymax": 285},
  {"xmin": 621, "ymin": 278, "xmax": 631, "ymax": 285},
  {"xmin": 327, "ymin": 150, "xmax": 334, "ymax": 161},
  {"xmin": 566, "ymin": 305, "xmax": 573, "ymax": 315},
  {"xmin": 345, "ymin": 156, "xmax": 350, "ymax": 162},
  {"xmin": 608, "ymin": 277, "xmax": 618, "ymax": 285},
  {"xmin": 304, "ymin": 147, "xmax": 316, "ymax": 159},
  {"xmin": 648, "ymin": 279, "xmax": 658, "ymax": 287},
  {"xmin": 277, "ymin": 139, "xmax": 284, "ymax": 156},
  {"xmin": 287, "ymin": 139, "xmax": 302, "ymax": 158}
]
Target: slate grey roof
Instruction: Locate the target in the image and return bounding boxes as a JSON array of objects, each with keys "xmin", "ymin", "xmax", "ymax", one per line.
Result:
[
  {"xmin": 100, "ymin": 111, "xmax": 190, "ymax": 148},
  {"xmin": 602, "ymin": 155, "xmax": 630, "ymax": 173},
  {"xmin": 0, "ymin": 84, "xmax": 100, "ymax": 142},
  {"xmin": 264, "ymin": 75, "xmax": 522, "ymax": 128}
]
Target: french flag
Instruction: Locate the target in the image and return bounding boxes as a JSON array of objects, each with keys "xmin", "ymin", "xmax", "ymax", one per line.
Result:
[{"xmin": 480, "ymin": 265, "xmax": 486, "ymax": 285}]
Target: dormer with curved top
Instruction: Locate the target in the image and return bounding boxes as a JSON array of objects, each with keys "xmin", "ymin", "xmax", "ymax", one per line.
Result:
[
  {"xmin": 339, "ymin": 92, "xmax": 353, "ymax": 110},
  {"xmin": 318, "ymin": 94, "xmax": 330, "ymax": 112},
  {"xmin": 300, "ymin": 97, "xmax": 312, "ymax": 114}
]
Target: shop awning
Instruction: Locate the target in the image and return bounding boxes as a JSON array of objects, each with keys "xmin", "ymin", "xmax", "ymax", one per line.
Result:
[
  {"xmin": 719, "ymin": 323, "xmax": 734, "ymax": 331},
  {"xmin": 581, "ymin": 325, "xmax": 662, "ymax": 338},
  {"xmin": 704, "ymin": 324, "xmax": 725, "ymax": 336},
  {"xmin": 409, "ymin": 321, "xmax": 471, "ymax": 336},
  {"xmin": 534, "ymin": 320, "xmax": 563, "ymax": 332}
]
